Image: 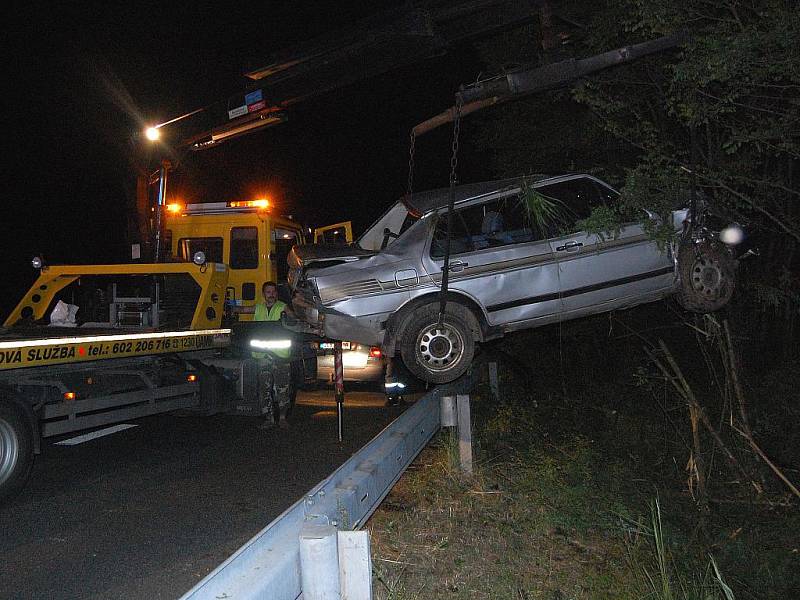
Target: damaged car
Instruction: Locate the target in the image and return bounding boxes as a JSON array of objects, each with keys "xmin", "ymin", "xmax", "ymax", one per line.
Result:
[{"xmin": 289, "ymin": 174, "xmax": 742, "ymax": 384}]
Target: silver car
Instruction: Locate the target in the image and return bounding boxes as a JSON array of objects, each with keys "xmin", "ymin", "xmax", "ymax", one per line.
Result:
[{"xmin": 289, "ymin": 174, "xmax": 738, "ymax": 384}]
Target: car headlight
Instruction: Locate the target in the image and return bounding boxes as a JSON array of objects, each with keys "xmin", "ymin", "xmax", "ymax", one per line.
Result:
[
  {"xmin": 250, "ymin": 339, "xmax": 293, "ymax": 349},
  {"xmin": 720, "ymin": 224, "xmax": 744, "ymax": 245}
]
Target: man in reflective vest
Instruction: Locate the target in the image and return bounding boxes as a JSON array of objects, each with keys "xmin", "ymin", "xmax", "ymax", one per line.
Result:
[
  {"xmin": 238, "ymin": 281, "xmax": 296, "ymax": 428},
  {"xmin": 242, "ymin": 281, "xmax": 290, "ymax": 321}
]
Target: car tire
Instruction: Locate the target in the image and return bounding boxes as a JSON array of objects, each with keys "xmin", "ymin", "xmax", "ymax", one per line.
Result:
[
  {"xmin": 399, "ymin": 303, "xmax": 476, "ymax": 385},
  {"xmin": 677, "ymin": 241, "xmax": 736, "ymax": 313},
  {"xmin": 0, "ymin": 399, "xmax": 35, "ymax": 502}
]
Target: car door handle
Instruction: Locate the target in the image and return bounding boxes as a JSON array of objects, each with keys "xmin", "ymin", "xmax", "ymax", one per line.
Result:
[
  {"xmin": 447, "ymin": 261, "xmax": 469, "ymax": 272},
  {"xmin": 555, "ymin": 241, "xmax": 583, "ymax": 252}
]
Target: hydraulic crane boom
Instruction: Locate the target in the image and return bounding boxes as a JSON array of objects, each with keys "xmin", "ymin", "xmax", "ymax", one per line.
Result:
[
  {"xmin": 179, "ymin": 0, "xmax": 546, "ymax": 149},
  {"xmin": 412, "ymin": 30, "xmax": 690, "ymax": 136}
]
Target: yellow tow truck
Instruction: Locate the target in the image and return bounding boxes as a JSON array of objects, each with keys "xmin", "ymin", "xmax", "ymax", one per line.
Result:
[{"xmin": 0, "ymin": 199, "xmax": 350, "ymax": 501}]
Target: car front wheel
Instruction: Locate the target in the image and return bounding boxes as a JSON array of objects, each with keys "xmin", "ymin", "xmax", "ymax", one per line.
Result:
[
  {"xmin": 399, "ymin": 303, "xmax": 476, "ymax": 385},
  {"xmin": 677, "ymin": 241, "xmax": 736, "ymax": 313}
]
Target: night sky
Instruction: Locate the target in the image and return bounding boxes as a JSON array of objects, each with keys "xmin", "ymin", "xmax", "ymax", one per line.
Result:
[{"xmin": 4, "ymin": 2, "xmax": 492, "ymax": 317}]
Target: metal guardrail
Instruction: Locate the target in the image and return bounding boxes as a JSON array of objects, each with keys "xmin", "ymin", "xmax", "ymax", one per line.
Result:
[{"xmin": 180, "ymin": 376, "xmax": 475, "ymax": 600}]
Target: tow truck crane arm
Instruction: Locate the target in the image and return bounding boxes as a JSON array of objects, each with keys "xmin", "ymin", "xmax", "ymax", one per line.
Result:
[
  {"xmin": 175, "ymin": 3, "xmax": 687, "ymax": 149},
  {"xmin": 412, "ymin": 30, "xmax": 690, "ymax": 136},
  {"xmin": 180, "ymin": 0, "xmax": 548, "ymax": 150}
]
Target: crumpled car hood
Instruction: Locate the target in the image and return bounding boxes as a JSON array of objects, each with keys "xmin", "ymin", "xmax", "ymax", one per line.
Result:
[{"xmin": 288, "ymin": 244, "xmax": 377, "ymax": 269}]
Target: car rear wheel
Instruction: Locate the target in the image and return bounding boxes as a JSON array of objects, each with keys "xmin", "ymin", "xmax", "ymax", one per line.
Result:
[
  {"xmin": 677, "ymin": 241, "xmax": 736, "ymax": 313},
  {"xmin": 0, "ymin": 400, "xmax": 34, "ymax": 502},
  {"xmin": 399, "ymin": 303, "xmax": 476, "ymax": 385}
]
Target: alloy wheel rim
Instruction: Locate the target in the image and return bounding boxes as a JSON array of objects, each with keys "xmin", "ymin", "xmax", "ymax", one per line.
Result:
[
  {"xmin": 691, "ymin": 257, "xmax": 724, "ymax": 296},
  {"xmin": 417, "ymin": 322, "xmax": 464, "ymax": 372}
]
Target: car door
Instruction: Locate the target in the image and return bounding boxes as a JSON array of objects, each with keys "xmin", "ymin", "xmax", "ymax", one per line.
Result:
[
  {"xmin": 420, "ymin": 190, "xmax": 561, "ymax": 327},
  {"xmin": 539, "ymin": 176, "xmax": 674, "ymax": 316}
]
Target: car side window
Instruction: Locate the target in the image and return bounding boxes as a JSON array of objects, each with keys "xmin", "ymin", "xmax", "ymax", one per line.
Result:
[
  {"xmin": 467, "ymin": 197, "xmax": 542, "ymax": 249},
  {"xmin": 431, "ymin": 195, "xmax": 546, "ymax": 257},
  {"xmin": 430, "ymin": 212, "xmax": 473, "ymax": 259},
  {"xmin": 536, "ymin": 177, "xmax": 607, "ymax": 234}
]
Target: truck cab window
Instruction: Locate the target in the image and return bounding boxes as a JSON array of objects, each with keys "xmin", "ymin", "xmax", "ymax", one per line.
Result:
[
  {"xmin": 272, "ymin": 227, "xmax": 301, "ymax": 282},
  {"xmin": 163, "ymin": 230, "xmax": 173, "ymax": 259},
  {"xmin": 318, "ymin": 226, "xmax": 348, "ymax": 245},
  {"xmin": 230, "ymin": 227, "xmax": 259, "ymax": 269},
  {"xmin": 178, "ymin": 237, "xmax": 223, "ymax": 263}
]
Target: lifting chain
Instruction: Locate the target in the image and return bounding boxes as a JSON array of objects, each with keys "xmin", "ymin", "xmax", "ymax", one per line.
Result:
[
  {"xmin": 448, "ymin": 94, "xmax": 463, "ymax": 188},
  {"xmin": 438, "ymin": 93, "xmax": 464, "ymax": 325},
  {"xmin": 406, "ymin": 129, "xmax": 416, "ymax": 202}
]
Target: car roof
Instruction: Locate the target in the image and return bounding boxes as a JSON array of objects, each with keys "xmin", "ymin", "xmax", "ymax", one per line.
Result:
[{"xmin": 405, "ymin": 174, "xmax": 592, "ymax": 215}]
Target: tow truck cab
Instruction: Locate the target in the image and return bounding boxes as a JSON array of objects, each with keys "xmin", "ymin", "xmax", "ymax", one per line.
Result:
[{"xmin": 165, "ymin": 200, "xmax": 323, "ymax": 316}]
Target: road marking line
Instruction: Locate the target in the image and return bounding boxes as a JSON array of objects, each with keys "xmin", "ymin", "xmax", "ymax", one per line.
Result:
[{"xmin": 55, "ymin": 424, "xmax": 139, "ymax": 445}]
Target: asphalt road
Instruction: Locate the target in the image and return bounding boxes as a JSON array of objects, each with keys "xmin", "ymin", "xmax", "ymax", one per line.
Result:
[{"xmin": 0, "ymin": 387, "xmax": 404, "ymax": 600}]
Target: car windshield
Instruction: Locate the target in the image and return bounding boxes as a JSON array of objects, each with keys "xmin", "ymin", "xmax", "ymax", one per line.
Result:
[{"xmin": 357, "ymin": 202, "xmax": 420, "ymax": 251}]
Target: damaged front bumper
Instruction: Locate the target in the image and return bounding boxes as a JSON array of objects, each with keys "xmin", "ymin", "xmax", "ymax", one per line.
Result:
[{"xmin": 291, "ymin": 293, "xmax": 386, "ymax": 348}]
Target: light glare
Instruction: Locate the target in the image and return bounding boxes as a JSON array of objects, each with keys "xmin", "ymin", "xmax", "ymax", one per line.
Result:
[
  {"xmin": 145, "ymin": 126, "xmax": 160, "ymax": 141},
  {"xmin": 720, "ymin": 224, "xmax": 744, "ymax": 245},
  {"xmin": 250, "ymin": 339, "xmax": 292, "ymax": 349}
]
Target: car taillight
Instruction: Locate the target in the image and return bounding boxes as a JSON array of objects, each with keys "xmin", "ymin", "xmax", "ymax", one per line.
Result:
[{"xmin": 369, "ymin": 347, "xmax": 382, "ymax": 358}]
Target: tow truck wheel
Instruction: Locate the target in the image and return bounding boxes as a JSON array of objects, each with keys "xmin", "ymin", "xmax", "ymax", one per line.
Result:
[
  {"xmin": 0, "ymin": 400, "xmax": 34, "ymax": 502},
  {"xmin": 399, "ymin": 303, "xmax": 475, "ymax": 385},
  {"xmin": 677, "ymin": 241, "xmax": 736, "ymax": 313}
]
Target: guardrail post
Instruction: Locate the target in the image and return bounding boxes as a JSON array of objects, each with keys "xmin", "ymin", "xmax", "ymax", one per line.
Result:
[
  {"xmin": 488, "ymin": 361, "xmax": 500, "ymax": 400},
  {"xmin": 441, "ymin": 395, "xmax": 472, "ymax": 476},
  {"xmin": 300, "ymin": 523, "xmax": 340, "ymax": 599},
  {"xmin": 338, "ymin": 531, "xmax": 372, "ymax": 600},
  {"xmin": 440, "ymin": 395, "xmax": 457, "ymax": 427},
  {"xmin": 456, "ymin": 394, "xmax": 473, "ymax": 476}
]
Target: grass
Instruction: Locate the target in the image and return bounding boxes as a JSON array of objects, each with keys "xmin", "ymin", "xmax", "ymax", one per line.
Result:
[
  {"xmin": 368, "ymin": 383, "xmax": 642, "ymax": 598},
  {"xmin": 368, "ymin": 444, "xmax": 636, "ymax": 599},
  {"xmin": 366, "ymin": 306, "xmax": 800, "ymax": 599},
  {"xmin": 623, "ymin": 499, "xmax": 737, "ymax": 600}
]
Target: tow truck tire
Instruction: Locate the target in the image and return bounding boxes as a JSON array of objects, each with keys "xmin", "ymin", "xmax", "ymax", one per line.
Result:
[
  {"xmin": 399, "ymin": 303, "xmax": 475, "ymax": 385},
  {"xmin": 0, "ymin": 399, "xmax": 35, "ymax": 502},
  {"xmin": 677, "ymin": 242, "xmax": 736, "ymax": 313}
]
